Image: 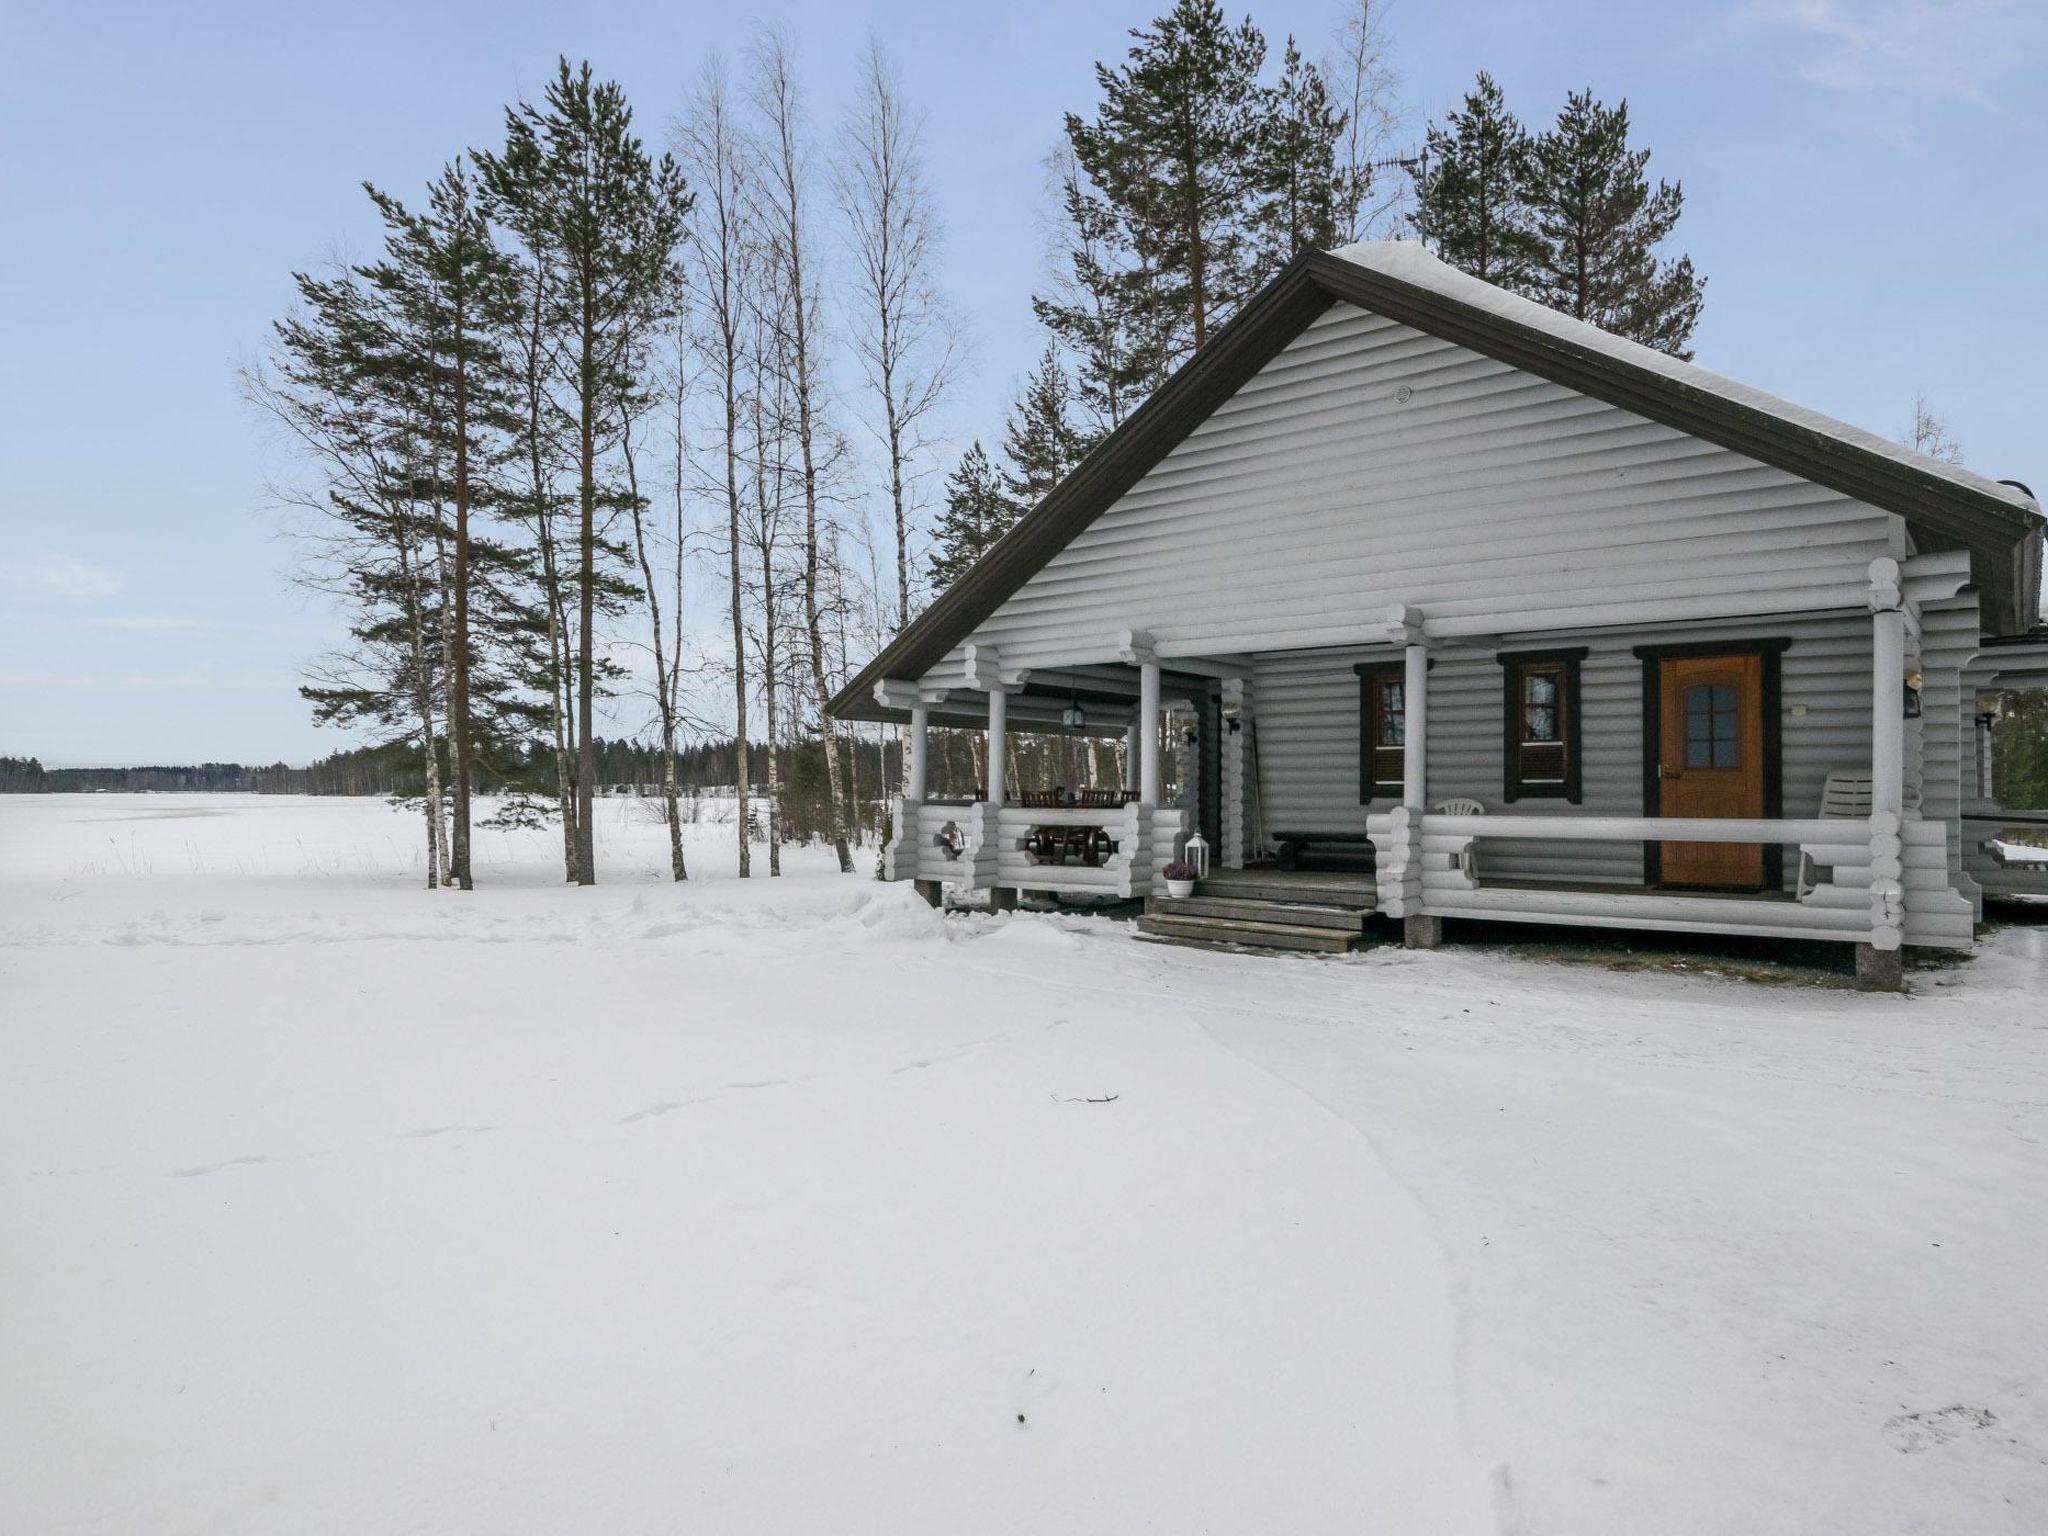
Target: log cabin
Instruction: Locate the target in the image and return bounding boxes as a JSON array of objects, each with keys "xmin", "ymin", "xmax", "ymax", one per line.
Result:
[{"xmin": 826, "ymin": 242, "xmax": 2048, "ymax": 989}]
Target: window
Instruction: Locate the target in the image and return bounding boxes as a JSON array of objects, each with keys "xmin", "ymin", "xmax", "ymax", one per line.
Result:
[
  {"xmin": 1684, "ymin": 683, "xmax": 1740, "ymax": 768},
  {"xmin": 1497, "ymin": 649, "xmax": 1586, "ymax": 802},
  {"xmin": 1356, "ymin": 661, "xmax": 1410, "ymax": 801}
]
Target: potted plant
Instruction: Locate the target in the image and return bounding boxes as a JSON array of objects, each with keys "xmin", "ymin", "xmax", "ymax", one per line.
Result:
[{"xmin": 1162, "ymin": 860, "xmax": 1200, "ymax": 899}]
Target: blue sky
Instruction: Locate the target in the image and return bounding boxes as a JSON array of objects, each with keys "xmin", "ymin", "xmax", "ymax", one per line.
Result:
[{"xmin": 2, "ymin": 0, "xmax": 2043, "ymax": 766}]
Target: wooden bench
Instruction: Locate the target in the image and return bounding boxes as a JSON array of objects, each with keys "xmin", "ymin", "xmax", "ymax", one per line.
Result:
[{"xmin": 1271, "ymin": 830, "xmax": 1376, "ymax": 872}]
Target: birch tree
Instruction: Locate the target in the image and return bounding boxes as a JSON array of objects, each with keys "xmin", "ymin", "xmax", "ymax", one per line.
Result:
[
  {"xmin": 678, "ymin": 59, "xmax": 756, "ymax": 876},
  {"xmin": 1326, "ymin": 0, "xmax": 1407, "ymax": 242},
  {"xmin": 620, "ymin": 349, "xmax": 690, "ymax": 881},
  {"xmin": 749, "ymin": 31, "xmax": 854, "ymax": 873},
  {"xmin": 832, "ymin": 38, "xmax": 962, "ymax": 634},
  {"xmin": 741, "ymin": 288, "xmax": 797, "ymax": 876}
]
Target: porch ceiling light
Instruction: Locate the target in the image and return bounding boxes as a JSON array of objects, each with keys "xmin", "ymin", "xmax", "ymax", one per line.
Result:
[{"xmin": 1062, "ymin": 697, "xmax": 1086, "ymax": 731}]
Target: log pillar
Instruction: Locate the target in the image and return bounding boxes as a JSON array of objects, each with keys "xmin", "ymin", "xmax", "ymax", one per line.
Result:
[
  {"xmin": 1867, "ymin": 559, "xmax": 1907, "ymax": 962},
  {"xmin": 1139, "ymin": 659, "xmax": 1162, "ymax": 805},
  {"xmin": 907, "ymin": 704, "xmax": 929, "ymax": 801},
  {"xmin": 986, "ymin": 687, "xmax": 1007, "ymax": 809}
]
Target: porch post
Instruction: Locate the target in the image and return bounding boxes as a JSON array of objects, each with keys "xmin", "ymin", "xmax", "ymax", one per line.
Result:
[
  {"xmin": 1124, "ymin": 721, "xmax": 1142, "ymax": 792},
  {"xmin": 1139, "ymin": 660, "xmax": 1162, "ymax": 804},
  {"xmin": 1861, "ymin": 558, "xmax": 1906, "ymax": 989},
  {"xmin": 986, "ymin": 687, "xmax": 1007, "ymax": 809},
  {"xmin": 1387, "ymin": 606, "xmax": 1441, "ymax": 949},
  {"xmin": 1403, "ymin": 640, "xmax": 1429, "ymax": 812},
  {"xmin": 1870, "ymin": 568, "xmax": 1905, "ymax": 821},
  {"xmin": 907, "ymin": 704, "xmax": 929, "ymax": 802}
]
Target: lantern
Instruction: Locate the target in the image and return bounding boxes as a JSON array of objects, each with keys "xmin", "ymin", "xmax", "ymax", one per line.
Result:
[
  {"xmin": 1182, "ymin": 831, "xmax": 1209, "ymax": 878},
  {"xmin": 1062, "ymin": 696, "xmax": 1086, "ymax": 730}
]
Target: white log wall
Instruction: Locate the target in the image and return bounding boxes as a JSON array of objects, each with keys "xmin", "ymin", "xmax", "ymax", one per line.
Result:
[
  {"xmin": 923, "ymin": 303, "xmax": 1901, "ymax": 686},
  {"xmin": 1255, "ymin": 609, "xmax": 1883, "ymax": 890}
]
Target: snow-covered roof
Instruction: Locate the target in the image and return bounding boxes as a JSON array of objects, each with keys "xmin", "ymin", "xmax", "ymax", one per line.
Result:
[{"xmin": 1329, "ymin": 241, "xmax": 2037, "ymax": 518}]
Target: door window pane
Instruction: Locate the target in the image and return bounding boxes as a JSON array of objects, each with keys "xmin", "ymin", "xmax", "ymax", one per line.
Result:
[
  {"xmin": 1379, "ymin": 680, "xmax": 1404, "ymax": 746},
  {"xmin": 1683, "ymin": 682, "xmax": 1739, "ymax": 769}
]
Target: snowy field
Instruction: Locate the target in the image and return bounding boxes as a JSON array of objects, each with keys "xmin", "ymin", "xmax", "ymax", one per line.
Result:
[{"xmin": 3, "ymin": 795, "xmax": 2046, "ymax": 1534}]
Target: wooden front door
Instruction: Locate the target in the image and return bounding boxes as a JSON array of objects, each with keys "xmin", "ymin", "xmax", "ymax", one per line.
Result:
[{"xmin": 1655, "ymin": 652, "xmax": 1766, "ymax": 889}]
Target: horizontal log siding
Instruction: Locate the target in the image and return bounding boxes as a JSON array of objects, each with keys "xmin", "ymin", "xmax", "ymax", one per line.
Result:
[
  {"xmin": 1255, "ymin": 610, "xmax": 1881, "ymax": 890},
  {"xmin": 928, "ymin": 304, "xmax": 1899, "ymax": 684}
]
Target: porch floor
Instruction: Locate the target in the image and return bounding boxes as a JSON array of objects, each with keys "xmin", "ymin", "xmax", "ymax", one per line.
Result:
[{"xmin": 1481, "ymin": 877, "xmax": 1798, "ymax": 903}]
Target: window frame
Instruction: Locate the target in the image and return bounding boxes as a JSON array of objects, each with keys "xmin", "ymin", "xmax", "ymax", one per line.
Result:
[
  {"xmin": 1354, "ymin": 659, "xmax": 1419, "ymax": 804},
  {"xmin": 1496, "ymin": 648, "xmax": 1587, "ymax": 803}
]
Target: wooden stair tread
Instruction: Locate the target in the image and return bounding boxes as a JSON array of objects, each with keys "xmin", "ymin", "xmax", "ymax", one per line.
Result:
[
  {"xmin": 1191, "ymin": 880, "xmax": 1374, "ymax": 908},
  {"xmin": 1147, "ymin": 895, "xmax": 1367, "ymax": 931},
  {"xmin": 1135, "ymin": 913, "xmax": 1360, "ymax": 953}
]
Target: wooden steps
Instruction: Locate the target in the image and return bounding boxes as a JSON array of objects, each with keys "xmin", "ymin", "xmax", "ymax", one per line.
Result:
[
  {"xmin": 1134, "ymin": 872, "xmax": 1376, "ymax": 955},
  {"xmin": 1189, "ymin": 869, "xmax": 1376, "ymax": 907},
  {"xmin": 1144, "ymin": 894, "xmax": 1368, "ymax": 931}
]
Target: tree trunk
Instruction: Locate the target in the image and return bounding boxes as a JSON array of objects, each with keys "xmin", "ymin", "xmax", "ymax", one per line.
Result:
[
  {"xmin": 623, "ymin": 411, "xmax": 687, "ymax": 881},
  {"xmin": 723, "ymin": 350, "xmax": 752, "ymax": 878},
  {"xmin": 760, "ymin": 543, "xmax": 783, "ymax": 880},
  {"xmin": 574, "ymin": 278, "xmax": 598, "ymax": 886},
  {"xmin": 523, "ymin": 272, "xmax": 579, "ymax": 884},
  {"xmin": 449, "ymin": 280, "xmax": 475, "ymax": 891},
  {"xmin": 397, "ymin": 535, "xmax": 445, "ymax": 889}
]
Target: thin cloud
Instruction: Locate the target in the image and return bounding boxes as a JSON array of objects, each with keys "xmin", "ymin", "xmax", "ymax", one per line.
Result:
[
  {"xmin": 1753, "ymin": 0, "xmax": 2045, "ymax": 106},
  {"xmin": 0, "ymin": 553, "xmax": 126, "ymax": 602},
  {"xmin": 81, "ymin": 616, "xmax": 208, "ymax": 632}
]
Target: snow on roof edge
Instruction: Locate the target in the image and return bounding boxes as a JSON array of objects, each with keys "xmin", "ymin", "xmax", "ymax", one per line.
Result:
[{"xmin": 1330, "ymin": 241, "xmax": 2040, "ymax": 519}]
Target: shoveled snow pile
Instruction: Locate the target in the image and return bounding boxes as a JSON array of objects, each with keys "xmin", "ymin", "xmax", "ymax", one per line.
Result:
[{"xmin": 4, "ymin": 794, "xmax": 2046, "ymax": 1534}]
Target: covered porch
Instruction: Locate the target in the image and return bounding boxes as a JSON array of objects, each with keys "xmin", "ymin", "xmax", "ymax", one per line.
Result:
[
  {"xmin": 862, "ymin": 556, "xmax": 1979, "ymax": 989},
  {"xmin": 877, "ymin": 633, "xmax": 1233, "ymax": 904},
  {"xmin": 1356, "ymin": 557, "xmax": 1968, "ymax": 989}
]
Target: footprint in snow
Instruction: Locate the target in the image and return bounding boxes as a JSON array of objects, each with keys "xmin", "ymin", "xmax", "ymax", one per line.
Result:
[
  {"xmin": 172, "ymin": 1153, "xmax": 277, "ymax": 1178},
  {"xmin": 1883, "ymin": 1405, "xmax": 1997, "ymax": 1454}
]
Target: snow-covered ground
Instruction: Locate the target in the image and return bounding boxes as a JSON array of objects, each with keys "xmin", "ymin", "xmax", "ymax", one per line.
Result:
[{"xmin": 3, "ymin": 795, "xmax": 2045, "ymax": 1534}]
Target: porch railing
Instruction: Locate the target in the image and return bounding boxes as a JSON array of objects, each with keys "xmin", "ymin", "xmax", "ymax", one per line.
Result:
[
  {"xmin": 1367, "ymin": 810, "xmax": 1970, "ymax": 950},
  {"xmin": 885, "ymin": 796, "xmax": 1186, "ymax": 899}
]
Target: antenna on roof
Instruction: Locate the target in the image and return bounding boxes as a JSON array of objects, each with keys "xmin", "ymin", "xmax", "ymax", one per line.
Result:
[{"xmin": 1363, "ymin": 147, "xmax": 1430, "ymax": 248}]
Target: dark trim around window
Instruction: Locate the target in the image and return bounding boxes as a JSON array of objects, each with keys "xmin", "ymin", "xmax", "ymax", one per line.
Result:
[
  {"xmin": 1354, "ymin": 658, "xmax": 1428, "ymax": 805},
  {"xmin": 1496, "ymin": 647, "xmax": 1588, "ymax": 804}
]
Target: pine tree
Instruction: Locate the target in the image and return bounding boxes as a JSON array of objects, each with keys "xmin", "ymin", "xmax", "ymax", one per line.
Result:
[
  {"xmin": 1412, "ymin": 73, "xmax": 1542, "ymax": 292},
  {"xmin": 1526, "ymin": 89, "xmax": 1703, "ymax": 356},
  {"xmin": 1000, "ymin": 346, "xmax": 1088, "ymax": 511},
  {"xmin": 253, "ymin": 265, "xmax": 456, "ymax": 884},
  {"xmin": 477, "ymin": 59, "xmax": 690, "ymax": 886},
  {"xmin": 360, "ymin": 161, "xmax": 527, "ymax": 890},
  {"xmin": 927, "ymin": 443, "xmax": 1016, "ymax": 591},
  {"xmin": 1032, "ymin": 152, "xmax": 1171, "ymax": 435},
  {"xmin": 1063, "ymin": 0, "xmax": 1269, "ymax": 364},
  {"xmin": 1252, "ymin": 37, "xmax": 1345, "ymax": 267}
]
